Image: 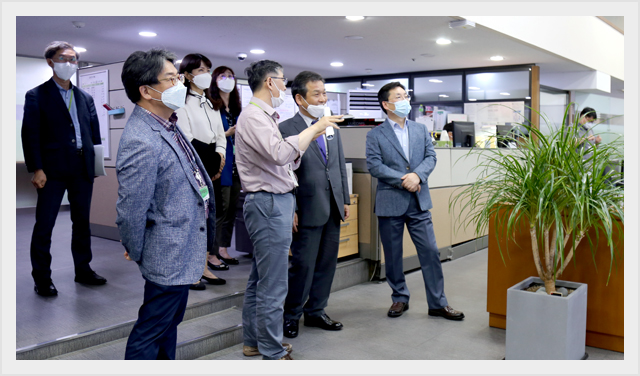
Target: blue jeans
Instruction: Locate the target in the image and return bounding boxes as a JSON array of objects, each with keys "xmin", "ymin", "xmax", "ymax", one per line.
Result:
[{"xmin": 242, "ymin": 191, "xmax": 294, "ymax": 360}]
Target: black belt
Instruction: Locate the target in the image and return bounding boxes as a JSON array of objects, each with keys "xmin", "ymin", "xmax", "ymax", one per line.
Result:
[
  {"xmin": 247, "ymin": 188, "xmax": 296, "ymax": 196},
  {"xmin": 76, "ymin": 148, "xmax": 84, "ymax": 156}
]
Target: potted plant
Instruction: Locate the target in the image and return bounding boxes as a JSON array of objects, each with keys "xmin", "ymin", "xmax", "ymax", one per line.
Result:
[{"xmin": 451, "ymin": 104, "xmax": 624, "ymax": 359}]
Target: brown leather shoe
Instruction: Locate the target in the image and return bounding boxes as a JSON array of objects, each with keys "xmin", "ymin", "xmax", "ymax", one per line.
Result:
[
  {"xmin": 278, "ymin": 354, "xmax": 293, "ymax": 360},
  {"xmin": 428, "ymin": 305, "xmax": 465, "ymax": 320},
  {"xmin": 243, "ymin": 343, "xmax": 292, "ymax": 357},
  {"xmin": 387, "ymin": 302, "xmax": 409, "ymax": 317}
]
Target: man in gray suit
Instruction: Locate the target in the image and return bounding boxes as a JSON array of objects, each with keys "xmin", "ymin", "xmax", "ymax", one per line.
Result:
[
  {"xmin": 279, "ymin": 71, "xmax": 351, "ymax": 338},
  {"xmin": 365, "ymin": 82, "xmax": 464, "ymax": 321},
  {"xmin": 116, "ymin": 48, "xmax": 216, "ymax": 359}
]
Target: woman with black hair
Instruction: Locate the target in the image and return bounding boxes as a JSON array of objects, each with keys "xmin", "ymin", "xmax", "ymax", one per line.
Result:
[
  {"xmin": 208, "ymin": 66, "xmax": 243, "ymax": 267},
  {"xmin": 175, "ymin": 53, "xmax": 227, "ymax": 289}
]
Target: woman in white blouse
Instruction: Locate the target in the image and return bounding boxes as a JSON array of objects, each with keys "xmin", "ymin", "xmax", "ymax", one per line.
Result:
[{"xmin": 176, "ymin": 53, "xmax": 227, "ymax": 289}]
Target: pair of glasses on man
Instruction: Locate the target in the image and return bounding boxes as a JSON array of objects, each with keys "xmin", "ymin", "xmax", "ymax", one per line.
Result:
[
  {"xmin": 53, "ymin": 56, "xmax": 78, "ymax": 64},
  {"xmin": 158, "ymin": 74, "xmax": 185, "ymax": 86},
  {"xmin": 267, "ymin": 76, "xmax": 288, "ymax": 85}
]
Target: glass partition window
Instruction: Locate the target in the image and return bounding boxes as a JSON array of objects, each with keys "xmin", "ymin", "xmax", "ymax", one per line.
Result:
[
  {"xmin": 413, "ymin": 75, "xmax": 463, "ymax": 102},
  {"xmin": 324, "ymin": 81, "xmax": 363, "ymax": 94},
  {"xmin": 466, "ymin": 71, "xmax": 529, "ymax": 101},
  {"xmin": 361, "ymin": 78, "xmax": 409, "ymax": 92}
]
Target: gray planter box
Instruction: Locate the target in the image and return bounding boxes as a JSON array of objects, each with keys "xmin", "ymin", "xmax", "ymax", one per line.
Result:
[{"xmin": 505, "ymin": 276, "xmax": 587, "ymax": 360}]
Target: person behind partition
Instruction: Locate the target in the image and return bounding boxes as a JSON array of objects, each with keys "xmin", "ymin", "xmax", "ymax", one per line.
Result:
[
  {"xmin": 576, "ymin": 107, "xmax": 602, "ymax": 153},
  {"xmin": 279, "ymin": 71, "xmax": 350, "ymax": 339},
  {"xmin": 117, "ymin": 48, "xmax": 215, "ymax": 360},
  {"xmin": 208, "ymin": 66, "xmax": 243, "ymax": 269},
  {"xmin": 365, "ymin": 82, "xmax": 465, "ymax": 321},
  {"xmin": 21, "ymin": 40, "xmax": 106, "ymax": 297},
  {"xmin": 175, "ymin": 53, "xmax": 227, "ymax": 289},
  {"xmin": 235, "ymin": 60, "xmax": 343, "ymax": 360}
]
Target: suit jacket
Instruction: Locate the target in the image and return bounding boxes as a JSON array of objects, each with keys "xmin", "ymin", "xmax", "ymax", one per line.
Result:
[
  {"xmin": 279, "ymin": 113, "xmax": 350, "ymax": 227},
  {"xmin": 115, "ymin": 106, "xmax": 215, "ymax": 286},
  {"xmin": 21, "ymin": 78, "xmax": 101, "ymax": 181},
  {"xmin": 365, "ymin": 119, "xmax": 437, "ymax": 217}
]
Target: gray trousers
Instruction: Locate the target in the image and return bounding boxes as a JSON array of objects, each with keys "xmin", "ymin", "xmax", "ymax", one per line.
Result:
[
  {"xmin": 242, "ymin": 191, "xmax": 294, "ymax": 360},
  {"xmin": 378, "ymin": 194, "xmax": 448, "ymax": 310}
]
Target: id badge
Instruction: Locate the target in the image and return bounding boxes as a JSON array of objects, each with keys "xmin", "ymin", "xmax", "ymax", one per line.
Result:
[{"xmin": 199, "ymin": 186, "xmax": 210, "ymax": 201}]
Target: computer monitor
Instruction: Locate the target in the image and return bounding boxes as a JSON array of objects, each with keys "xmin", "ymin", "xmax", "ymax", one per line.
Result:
[
  {"xmin": 496, "ymin": 124, "xmax": 515, "ymax": 148},
  {"xmin": 451, "ymin": 121, "xmax": 476, "ymax": 147}
]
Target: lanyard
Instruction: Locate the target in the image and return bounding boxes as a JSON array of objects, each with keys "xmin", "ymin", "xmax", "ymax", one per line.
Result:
[{"xmin": 67, "ymin": 89, "xmax": 74, "ymax": 112}]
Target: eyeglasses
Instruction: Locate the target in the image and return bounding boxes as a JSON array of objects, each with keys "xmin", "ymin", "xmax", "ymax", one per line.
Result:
[
  {"xmin": 389, "ymin": 95, "xmax": 411, "ymax": 102},
  {"xmin": 158, "ymin": 74, "xmax": 185, "ymax": 86},
  {"xmin": 218, "ymin": 75, "xmax": 235, "ymax": 81},
  {"xmin": 267, "ymin": 76, "xmax": 288, "ymax": 86},
  {"xmin": 52, "ymin": 56, "xmax": 78, "ymax": 64}
]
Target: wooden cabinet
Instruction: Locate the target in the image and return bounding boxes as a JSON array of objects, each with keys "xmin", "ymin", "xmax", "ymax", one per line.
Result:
[{"xmin": 338, "ymin": 194, "xmax": 359, "ymax": 258}]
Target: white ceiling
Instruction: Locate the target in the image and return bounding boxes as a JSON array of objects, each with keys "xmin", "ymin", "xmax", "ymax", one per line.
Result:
[{"xmin": 15, "ymin": 16, "xmax": 623, "ymax": 97}]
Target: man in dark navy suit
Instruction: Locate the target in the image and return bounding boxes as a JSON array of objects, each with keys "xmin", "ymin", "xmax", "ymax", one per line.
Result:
[
  {"xmin": 279, "ymin": 71, "xmax": 351, "ymax": 338},
  {"xmin": 22, "ymin": 41, "xmax": 106, "ymax": 297}
]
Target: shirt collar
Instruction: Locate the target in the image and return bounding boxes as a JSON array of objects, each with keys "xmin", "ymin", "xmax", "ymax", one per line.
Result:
[
  {"xmin": 299, "ymin": 111, "xmax": 315, "ymax": 127},
  {"xmin": 53, "ymin": 79, "xmax": 73, "ymax": 92},
  {"xmin": 138, "ymin": 105, "xmax": 177, "ymax": 132},
  {"xmin": 390, "ymin": 118, "xmax": 407, "ymax": 130},
  {"xmin": 250, "ymin": 96, "xmax": 278, "ymax": 120}
]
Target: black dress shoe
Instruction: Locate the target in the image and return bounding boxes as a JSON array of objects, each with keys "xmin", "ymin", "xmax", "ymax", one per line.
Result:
[
  {"xmin": 428, "ymin": 305, "xmax": 465, "ymax": 320},
  {"xmin": 387, "ymin": 302, "xmax": 409, "ymax": 318},
  {"xmin": 189, "ymin": 281, "xmax": 206, "ymax": 290},
  {"xmin": 218, "ymin": 255, "xmax": 239, "ymax": 265},
  {"xmin": 207, "ymin": 261, "xmax": 229, "ymax": 271},
  {"xmin": 201, "ymin": 275, "xmax": 226, "ymax": 285},
  {"xmin": 283, "ymin": 319, "xmax": 299, "ymax": 338},
  {"xmin": 74, "ymin": 271, "xmax": 107, "ymax": 285},
  {"xmin": 304, "ymin": 314, "xmax": 343, "ymax": 331},
  {"xmin": 34, "ymin": 280, "xmax": 58, "ymax": 297}
]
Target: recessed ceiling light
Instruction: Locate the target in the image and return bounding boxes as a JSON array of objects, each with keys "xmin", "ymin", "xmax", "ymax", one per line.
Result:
[
  {"xmin": 176, "ymin": 60, "xmax": 182, "ymax": 64},
  {"xmin": 525, "ymin": 96, "xmax": 531, "ymax": 99},
  {"xmin": 490, "ymin": 56, "xmax": 504, "ymax": 61},
  {"xmin": 500, "ymin": 92, "xmax": 511, "ymax": 96},
  {"xmin": 436, "ymin": 38, "xmax": 452, "ymax": 45},
  {"xmin": 469, "ymin": 86, "xmax": 481, "ymax": 90},
  {"xmin": 139, "ymin": 31, "xmax": 157, "ymax": 37},
  {"xmin": 330, "ymin": 62, "xmax": 344, "ymax": 67},
  {"xmin": 439, "ymin": 94, "xmax": 449, "ymax": 98},
  {"xmin": 74, "ymin": 47, "xmax": 86, "ymax": 53},
  {"xmin": 429, "ymin": 79, "xmax": 443, "ymax": 83},
  {"xmin": 250, "ymin": 49, "xmax": 265, "ymax": 54},
  {"xmin": 469, "ymin": 98, "xmax": 477, "ymax": 101},
  {"xmin": 344, "ymin": 35, "xmax": 364, "ymax": 40},
  {"xmin": 362, "ymin": 83, "xmax": 374, "ymax": 87},
  {"xmin": 346, "ymin": 16, "xmax": 365, "ymax": 21}
]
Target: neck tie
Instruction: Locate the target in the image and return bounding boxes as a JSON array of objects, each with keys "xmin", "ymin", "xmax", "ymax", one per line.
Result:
[{"xmin": 311, "ymin": 119, "xmax": 327, "ymax": 164}]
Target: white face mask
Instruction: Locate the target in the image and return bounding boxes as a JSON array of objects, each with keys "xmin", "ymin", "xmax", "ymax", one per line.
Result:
[
  {"xmin": 147, "ymin": 81, "xmax": 188, "ymax": 111},
  {"xmin": 218, "ymin": 78, "xmax": 235, "ymax": 93},
  {"xmin": 301, "ymin": 96, "xmax": 326, "ymax": 119},
  {"xmin": 191, "ymin": 72, "xmax": 212, "ymax": 90},
  {"xmin": 52, "ymin": 62, "xmax": 78, "ymax": 81},
  {"xmin": 270, "ymin": 80, "xmax": 286, "ymax": 108}
]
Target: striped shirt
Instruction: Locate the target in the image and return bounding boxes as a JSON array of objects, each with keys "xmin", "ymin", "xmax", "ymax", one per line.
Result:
[{"xmin": 140, "ymin": 106, "xmax": 209, "ymax": 217}]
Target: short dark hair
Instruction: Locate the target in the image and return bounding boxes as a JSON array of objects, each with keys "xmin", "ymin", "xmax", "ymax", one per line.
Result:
[
  {"xmin": 44, "ymin": 41, "xmax": 78, "ymax": 60},
  {"xmin": 291, "ymin": 71, "xmax": 324, "ymax": 107},
  {"xmin": 378, "ymin": 82, "xmax": 406, "ymax": 114},
  {"xmin": 209, "ymin": 66, "xmax": 242, "ymax": 117},
  {"xmin": 178, "ymin": 53, "xmax": 213, "ymax": 97},
  {"xmin": 443, "ymin": 122, "xmax": 454, "ymax": 133},
  {"xmin": 245, "ymin": 60, "xmax": 282, "ymax": 92},
  {"xmin": 580, "ymin": 107, "xmax": 597, "ymax": 120},
  {"xmin": 121, "ymin": 48, "xmax": 176, "ymax": 103}
]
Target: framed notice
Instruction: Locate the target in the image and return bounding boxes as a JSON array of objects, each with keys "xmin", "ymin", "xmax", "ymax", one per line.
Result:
[{"xmin": 79, "ymin": 70, "xmax": 110, "ymax": 158}]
